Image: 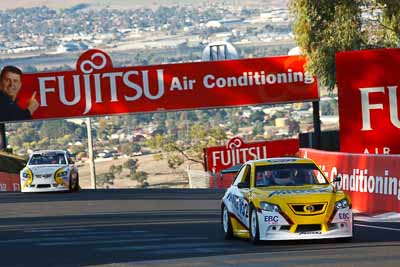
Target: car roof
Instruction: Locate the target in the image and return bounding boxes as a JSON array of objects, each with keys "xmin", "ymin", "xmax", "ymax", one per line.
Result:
[
  {"xmin": 31, "ymin": 150, "xmax": 67, "ymax": 155},
  {"xmin": 247, "ymin": 157, "xmax": 315, "ymax": 166}
]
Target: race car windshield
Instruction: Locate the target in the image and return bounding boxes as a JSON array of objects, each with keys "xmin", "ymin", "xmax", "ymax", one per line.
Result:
[
  {"xmin": 29, "ymin": 153, "xmax": 67, "ymax": 165},
  {"xmin": 254, "ymin": 163, "xmax": 329, "ymax": 187}
]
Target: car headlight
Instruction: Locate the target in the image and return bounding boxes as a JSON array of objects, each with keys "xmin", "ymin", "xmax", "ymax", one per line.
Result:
[
  {"xmin": 335, "ymin": 198, "xmax": 349, "ymax": 210},
  {"xmin": 260, "ymin": 202, "xmax": 281, "ymax": 212},
  {"xmin": 21, "ymin": 168, "xmax": 32, "ymax": 179},
  {"xmin": 54, "ymin": 168, "xmax": 68, "ymax": 178}
]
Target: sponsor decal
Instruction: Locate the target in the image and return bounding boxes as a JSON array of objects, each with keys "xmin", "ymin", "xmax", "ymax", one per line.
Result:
[
  {"xmin": 339, "ymin": 213, "xmax": 350, "ymax": 220},
  {"xmin": 226, "ymin": 193, "xmax": 249, "ymax": 219},
  {"xmin": 206, "ymin": 137, "xmax": 299, "ymax": 173},
  {"xmin": 0, "ymin": 183, "xmax": 6, "ymax": 191},
  {"xmin": 264, "ymin": 215, "xmax": 279, "ymax": 223},
  {"xmin": 299, "ymin": 231, "xmax": 322, "ymax": 235},
  {"xmin": 4, "ymin": 50, "xmax": 318, "ymax": 123},
  {"xmin": 300, "ymin": 148, "xmax": 400, "ymax": 214},
  {"xmin": 336, "ymin": 48, "xmax": 400, "ymax": 154},
  {"xmin": 268, "ymin": 188, "xmax": 331, "ymax": 198},
  {"xmin": 0, "ymin": 172, "xmax": 20, "ymax": 192}
]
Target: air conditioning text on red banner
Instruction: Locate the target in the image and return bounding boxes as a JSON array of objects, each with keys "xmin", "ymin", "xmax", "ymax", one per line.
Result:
[{"xmin": 300, "ymin": 148, "xmax": 400, "ymax": 214}]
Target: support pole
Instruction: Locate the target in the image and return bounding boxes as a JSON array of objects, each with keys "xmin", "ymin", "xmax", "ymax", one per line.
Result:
[
  {"xmin": 86, "ymin": 118, "xmax": 96, "ymax": 189},
  {"xmin": 0, "ymin": 123, "xmax": 6, "ymax": 151},
  {"xmin": 312, "ymin": 101, "xmax": 321, "ymax": 149}
]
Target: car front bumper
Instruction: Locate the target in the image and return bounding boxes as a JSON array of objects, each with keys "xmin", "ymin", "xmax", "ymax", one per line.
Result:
[{"xmin": 258, "ymin": 209, "xmax": 353, "ymax": 240}]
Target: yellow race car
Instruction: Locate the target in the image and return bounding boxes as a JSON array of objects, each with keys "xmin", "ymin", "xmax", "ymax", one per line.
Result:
[{"xmin": 221, "ymin": 157, "xmax": 353, "ymax": 243}]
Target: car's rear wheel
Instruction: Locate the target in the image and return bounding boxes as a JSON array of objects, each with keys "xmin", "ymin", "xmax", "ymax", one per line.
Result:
[
  {"xmin": 250, "ymin": 207, "xmax": 260, "ymax": 244},
  {"xmin": 222, "ymin": 205, "xmax": 233, "ymax": 240}
]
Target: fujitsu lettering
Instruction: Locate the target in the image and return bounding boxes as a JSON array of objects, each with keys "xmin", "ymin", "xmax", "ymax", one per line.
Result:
[
  {"xmin": 211, "ymin": 146, "xmax": 267, "ymax": 167},
  {"xmin": 38, "ymin": 70, "xmax": 165, "ymax": 115},
  {"xmin": 360, "ymin": 86, "xmax": 400, "ymax": 130}
]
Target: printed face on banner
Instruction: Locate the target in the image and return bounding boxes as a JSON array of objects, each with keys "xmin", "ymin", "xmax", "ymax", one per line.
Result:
[
  {"xmin": 0, "ymin": 49, "xmax": 318, "ymax": 123},
  {"xmin": 336, "ymin": 48, "xmax": 400, "ymax": 154}
]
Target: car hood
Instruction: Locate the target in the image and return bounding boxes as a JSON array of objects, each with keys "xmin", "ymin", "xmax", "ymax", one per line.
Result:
[
  {"xmin": 28, "ymin": 165, "xmax": 67, "ymax": 175},
  {"xmin": 252, "ymin": 184, "xmax": 344, "ymax": 203}
]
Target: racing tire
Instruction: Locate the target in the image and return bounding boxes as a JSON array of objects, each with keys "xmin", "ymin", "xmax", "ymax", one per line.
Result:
[
  {"xmin": 68, "ymin": 176, "xmax": 73, "ymax": 192},
  {"xmin": 249, "ymin": 207, "xmax": 260, "ymax": 244},
  {"xmin": 222, "ymin": 205, "xmax": 234, "ymax": 240},
  {"xmin": 73, "ymin": 175, "xmax": 80, "ymax": 192}
]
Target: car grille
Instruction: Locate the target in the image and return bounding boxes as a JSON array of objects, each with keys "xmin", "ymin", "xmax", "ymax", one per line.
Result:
[
  {"xmin": 34, "ymin": 174, "xmax": 53, "ymax": 179},
  {"xmin": 288, "ymin": 202, "xmax": 327, "ymax": 215},
  {"xmin": 296, "ymin": 224, "xmax": 321, "ymax": 233},
  {"xmin": 37, "ymin": 184, "xmax": 51, "ymax": 188}
]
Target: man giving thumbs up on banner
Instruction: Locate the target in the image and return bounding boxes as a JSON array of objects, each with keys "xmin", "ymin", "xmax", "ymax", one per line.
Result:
[{"xmin": 0, "ymin": 65, "xmax": 39, "ymax": 122}]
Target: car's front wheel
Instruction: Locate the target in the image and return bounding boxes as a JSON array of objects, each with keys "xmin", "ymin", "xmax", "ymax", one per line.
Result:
[
  {"xmin": 222, "ymin": 205, "xmax": 233, "ymax": 240},
  {"xmin": 250, "ymin": 207, "xmax": 260, "ymax": 244},
  {"xmin": 73, "ymin": 175, "xmax": 79, "ymax": 192}
]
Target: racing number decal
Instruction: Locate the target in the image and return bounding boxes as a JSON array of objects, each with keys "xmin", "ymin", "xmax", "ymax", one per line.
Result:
[{"xmin": 226, "ymin": 192, "xmax": 249, "ymax": 225}]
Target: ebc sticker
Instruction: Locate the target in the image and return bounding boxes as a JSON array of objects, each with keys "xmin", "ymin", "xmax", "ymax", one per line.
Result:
[
  {"xmin": 264, "ymin": 215, "xmax": 279, "ymax": 224},
  {"xmin": 338, "ymin": 212, "xmax": 350, "ymax": 220}
]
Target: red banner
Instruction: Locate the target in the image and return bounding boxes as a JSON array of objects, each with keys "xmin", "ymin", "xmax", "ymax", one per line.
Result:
[
  {"xmin": 300, "ymin": 148, "xmax": 400, "ymax": 214},
  {"xmin": 1, "ymin": 49, "xmax": 318, "ymax": 122},
  {"xmin": 0, "ymin": 172, "xmax": 20, "ymax": 192},
  {"xmin": 205, "ymin": 137, "xmax": 299, "ymax": 173},
  {"xmin": 336, "ymin": 48, "xmax": 400, "ymax": 154}
]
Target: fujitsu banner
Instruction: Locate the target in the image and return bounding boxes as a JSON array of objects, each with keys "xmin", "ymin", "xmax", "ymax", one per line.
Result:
[
  {"xmin": 1, "ymin": 49, "xmax": 318, "ymax": 122},
  {"xmin": 0, "ymin": 172, "xmax": 20, "ymax": 192},
  {"xmin": 336, "ymin": 48, "xmax": 400, "ymax": 154},
  {"xmin": 300, "ymin": 148, "xmax": 400, "ymax": 214},
  {"xmin": 205, "ymin": 137, "xmax": 299, "ymax": 173}
]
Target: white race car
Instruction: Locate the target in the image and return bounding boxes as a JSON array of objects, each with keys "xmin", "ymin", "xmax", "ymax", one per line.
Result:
[{"xmin": 20, "ymin": 150, "xmax": 79, "ymax": 192}]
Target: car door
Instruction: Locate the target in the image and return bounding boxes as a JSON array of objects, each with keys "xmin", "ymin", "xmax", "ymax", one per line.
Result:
[
  {"xmin": 226, "ymin": 164, "xmax": 251, "ymax": 229},
  {"xmin": 66, "ymin": 154, "xmax": 78, "ymax": 181}
]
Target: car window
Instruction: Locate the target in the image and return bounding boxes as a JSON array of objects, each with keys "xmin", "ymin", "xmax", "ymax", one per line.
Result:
[
  {"xmin": 254, "ymin": 163, "xmax": 329, "ymax": 187},
  {"xmin": 29, "ymin": 152, "xmax": 67, "ymax": 165},
  {"xmin": 67, "ymin": 154, "xmax": 74, "ymax": 164},
  {"xmin": 232, "ymin": 164, "xmax": 250, "ymax": 186}
]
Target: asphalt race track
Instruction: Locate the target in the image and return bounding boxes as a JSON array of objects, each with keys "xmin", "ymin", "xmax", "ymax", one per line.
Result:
[{"xmin": 0, "ymin": 189, "xmax": 400, "ymax": 267}]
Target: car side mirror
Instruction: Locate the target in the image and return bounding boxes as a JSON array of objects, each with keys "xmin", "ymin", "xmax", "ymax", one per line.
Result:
[
  {"xmin": 333, "ymin": 177, "xmax": 341, "ymax": 183},
  {"xmin": 332, "ymin": 177, "xmax": 341, "ymax": 192},
  {"xmin": 237, "ymin": 182, "xmax": 249, "ymax": 189}
]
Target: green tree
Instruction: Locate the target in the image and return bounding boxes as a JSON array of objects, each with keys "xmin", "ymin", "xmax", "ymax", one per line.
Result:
[
  {"xmin": 147, "ymin": 123, "xmax": 227, "ymax": 170},
  {"xmin": 110, "ymin": 164, "xmax": 123, "ymax": 177},
  {"xmin": 290, "ymin": 0, "xmax": 400, "ymax": 91},
  {"xmin": 96, "ymin": 172, "xmax": 115, "ymax": 188},
  {"xmin": 123, "ymin": 159, "xmax": 139, "ymax": 176}
]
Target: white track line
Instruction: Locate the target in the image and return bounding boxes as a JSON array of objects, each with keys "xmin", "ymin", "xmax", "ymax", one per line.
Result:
[{"xmin": 355, "ymin": 223, "xmax": 400, "ymax": 232}]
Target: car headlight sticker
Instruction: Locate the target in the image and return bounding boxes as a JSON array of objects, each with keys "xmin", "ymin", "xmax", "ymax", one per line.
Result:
[
  {"xmin": 21, "ymin": 168, "xmax": 33, "ymax": 189},
  {"xmin": 260, "ymin": 202, "xmax": 281, "ymax": 212},
  {"xmin": 335, "ymin": 198, "xmax": 349, "ymax": 210},
  {"xmin": 54, "ymin": 168, "xmax": 69, "ymax": 186}
]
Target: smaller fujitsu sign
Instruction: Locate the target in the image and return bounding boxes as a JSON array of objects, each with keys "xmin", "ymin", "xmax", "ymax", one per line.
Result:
[
  {"xmin": 336, "ymin": 48, "xmax": 400, "ymax": 154},
  {"xmin": 205, "ymin": 137, "xmax": 299, "ymax": 172},
  {"xmin": 0, "ymin": 49, "xmax": 318, "ymax": 123}
]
